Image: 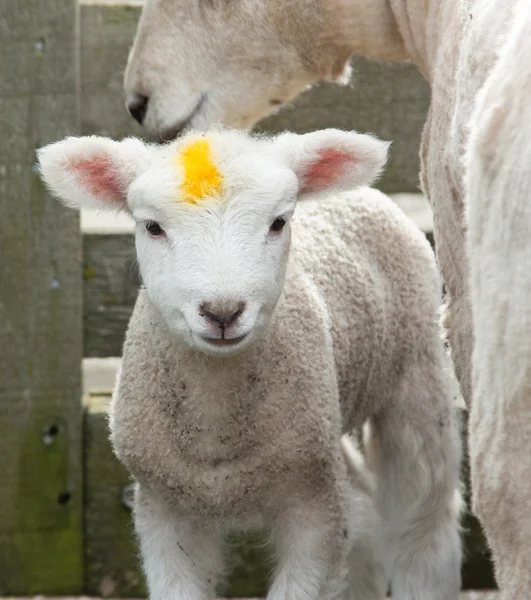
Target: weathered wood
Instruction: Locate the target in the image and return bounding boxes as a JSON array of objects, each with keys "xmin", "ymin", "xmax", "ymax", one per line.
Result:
[
  {"xmin": 84, "ymin": 394, "xmax": 146, "ymax": 597},
  {"xmin": 79, "ymin": 1, "xmax": 145, "ymax": 141},
  {"xmin": 81, "ymin": 195, "xmax": 434, "ymax": 358},
  {"xmin": 79, "ymin": 2, "xmax": 429, "ymax": 195},
  {"xmin": 0, "ymin": 0, "xmax": 83, "ymax": 593},
  {"xmin": 83, "ymin": 232, "xmax": 140, "ymax": 358}
]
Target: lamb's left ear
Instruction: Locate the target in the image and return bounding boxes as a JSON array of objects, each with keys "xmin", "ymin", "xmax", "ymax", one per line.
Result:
[
  {"xmin": 37, "ymin": 136, "xmax": 150, "ymax": 211},
  {"xmin": 273, "ymin": 129, "xmax": 390, "ymax": 196}
]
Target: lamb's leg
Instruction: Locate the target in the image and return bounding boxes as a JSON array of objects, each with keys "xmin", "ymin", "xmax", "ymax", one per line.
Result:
[
  {"xmin": 134, "ymin": 485, "xmax": 224, "ymax": 600},
  {"xmin": 365, "ymin": 365, "xmax": 462, "ymax": 600},
  {"xmin": 267, "ymin": 493, "xmax": 350, "ymax": 600},
  {"xmin": 466, "ymin": 1, "xmax": 531, "ymax": 594},
  {"xmin": 340, "ymin": 434, "xmax": 388, "ymax": 600}
]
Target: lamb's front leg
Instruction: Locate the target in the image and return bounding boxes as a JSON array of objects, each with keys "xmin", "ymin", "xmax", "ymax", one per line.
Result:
[
  {"xmin": 134, "ymin": 485, "xmax": 224, "ymax": 600},
  {"xmin": 268, "ymin": 498, "xmax": 349, "ymax": 600}
]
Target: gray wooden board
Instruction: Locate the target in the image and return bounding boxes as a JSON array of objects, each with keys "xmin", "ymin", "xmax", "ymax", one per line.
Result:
[
  {"xmin": 79, "ymin": 3, "xmax": 429, "ymax": 194},
  {"xmin": 0, "ymin": 0, "xmax": 83, "ymax": 593},
  {"xmin": 84, "ymin": 397, "xmax": 145, "ymax": 597},
  {"xmin": 83, "ymin": 233, "xmax": 141, "ymax": 358}
]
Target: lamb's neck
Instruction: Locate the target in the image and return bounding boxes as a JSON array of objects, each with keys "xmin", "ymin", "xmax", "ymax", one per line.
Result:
[
  {"xmin": 336, "ymin": 0, "xmax": 448, "ymax": 79},
  {"xmin": 170, "ymin": 337, "xmax": 262, "ymax": 411}
]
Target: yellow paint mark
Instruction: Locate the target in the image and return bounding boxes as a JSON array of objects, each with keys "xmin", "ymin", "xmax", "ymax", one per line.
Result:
[{"xmin": 178, "ymin": 138, "xmax": 222, "ymax": 204}]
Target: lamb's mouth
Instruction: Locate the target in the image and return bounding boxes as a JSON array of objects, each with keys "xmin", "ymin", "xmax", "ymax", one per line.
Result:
[
  {"xmin": 201, "ymin": 334, "xmax": 248, "ymax": 347},
  {"xmin": 156, "ymin": 94, "xmax": 207, "ymax": 142}
]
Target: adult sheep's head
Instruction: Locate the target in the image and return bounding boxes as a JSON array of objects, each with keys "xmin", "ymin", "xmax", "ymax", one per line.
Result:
[
  {"xmin": 38, "ymin": 128, "xmax": 388, "ymax": 357},
  {"xmin": 123, "ymin": 0, "xmax": 407, "ymax": 139},
  {"xmin": 123, "ymin": 0, "xmax": 357, "ymax": 139}
]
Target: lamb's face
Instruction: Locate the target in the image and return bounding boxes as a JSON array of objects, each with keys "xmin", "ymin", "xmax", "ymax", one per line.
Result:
[
  {"xmin": 123, "ymin": 0, "xmax": 351, "ymax": 140},
  {"xmin": 37, "ymin": 128, "xmax": 389, "ymax": 357},
  {"xmin": 128, "ymin": 140, "xmax": 298, "ymax": 356}
]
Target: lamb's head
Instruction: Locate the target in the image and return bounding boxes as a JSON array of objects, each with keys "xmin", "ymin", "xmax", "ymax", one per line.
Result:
[
  {"xmin": 123, "ymin": 0, "xmax": 357, "ymax": 139},
  {"xmin": 38, "ymin": 128, "xmax": 388, "ymax": 357}
]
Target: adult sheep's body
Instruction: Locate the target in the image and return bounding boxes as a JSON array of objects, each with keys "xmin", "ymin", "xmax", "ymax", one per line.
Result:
[
  {"xmin": 38, "ymin": 129, "xmax": 461, "ymax": 600},
  {"xmin": 124, "ymin": 0, "xmax": 531, "ymax": 594}
]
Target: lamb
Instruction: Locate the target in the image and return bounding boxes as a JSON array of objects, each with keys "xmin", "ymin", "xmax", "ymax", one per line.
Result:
[
  {"xmin": 122, "ymin": 1, "xmax": 531, "ymax": 594},
  {"xmin": 38, "ymin": 127, "xmax": 462, "ymax": 600}
]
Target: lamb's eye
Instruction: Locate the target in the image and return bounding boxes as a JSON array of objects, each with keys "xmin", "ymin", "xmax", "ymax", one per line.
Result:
[
  {"xmin": 269, "ymin": 217, "xmax": 286, "ymax": 234},
  {"xmin": 145, "ymin": 221, "xmax": 165, "ymax": 237}
]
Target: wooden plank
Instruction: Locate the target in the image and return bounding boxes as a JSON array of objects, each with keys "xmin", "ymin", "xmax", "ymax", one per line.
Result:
[
  {"xmin": 84, "ymin": 395, "xmax": 146, "ymax": 597},
  {"xmin": 79, "ymin": 3, "xmax": 429, "ymax": 194},
  {"xmin": 79, "ymin": 2, "xmax": 145, "ymax": 141},
  {"xmin": 0, "ymin": 0, "xmax": 83, "ymax": 594},
  {"xmin": 83, "ymin": 232, "xmax": 140, "ymax": 358}
]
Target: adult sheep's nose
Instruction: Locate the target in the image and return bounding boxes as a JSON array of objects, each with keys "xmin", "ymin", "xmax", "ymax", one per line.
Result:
[
  {"xmin": 200, "ymin": 301, "xmax": 246, "ymax": 330},
  {"xmin": 127, "ymin": 93, "xmax": 149, "ymax": 125}
]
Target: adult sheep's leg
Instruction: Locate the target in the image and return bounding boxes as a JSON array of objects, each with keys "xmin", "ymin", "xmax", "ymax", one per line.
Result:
[
  {"xmin": 365, "ymin": 364, "xmax": 462, "ymax": 600},
  {"xmin": 134, "ymin": 485, "xmax": 224, "ymax": 600},
  {"xmin": 340, "ymin": 435, "xmax": 388, "ymax": 600},
  {"xmin": 466, "ymin": 1, "xmax": 531, "ymax": 594}
]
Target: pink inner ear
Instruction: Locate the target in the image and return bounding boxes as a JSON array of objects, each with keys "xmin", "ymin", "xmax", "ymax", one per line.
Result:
[
  {"xmin": 69, "ymin": 155, "xmax": 124, "ymax": 203},
  {"xmin": 302, "ymin": 149, "xmax": 357, "ymax": 193}
]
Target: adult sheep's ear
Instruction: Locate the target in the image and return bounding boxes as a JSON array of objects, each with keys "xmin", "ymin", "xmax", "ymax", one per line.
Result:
[
  {"xmin": 37, "ymin": 136, "xmax": 151, "ymax": 211},
  {"xmin": 273, "ymin": 129, "xmax": 390, "ymax": 196}
]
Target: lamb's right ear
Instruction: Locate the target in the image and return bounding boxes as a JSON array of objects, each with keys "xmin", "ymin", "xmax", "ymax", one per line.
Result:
[
  {"xmin": 37, "ymin": 136, "xmax": 150, "ymax": 211},
  {"xmin": 272, "ymin": 129, "xmax": 390, "ymax": 197}
]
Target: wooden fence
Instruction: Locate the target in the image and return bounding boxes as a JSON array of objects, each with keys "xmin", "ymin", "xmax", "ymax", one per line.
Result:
[{"xmin": 0, "ymin": 0, "xmax": 495, "ymax": 595}]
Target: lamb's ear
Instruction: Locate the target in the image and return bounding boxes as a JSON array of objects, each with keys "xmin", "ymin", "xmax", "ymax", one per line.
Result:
[
  {"xmin": 273, "ymin": 129, "xmax": 390, "ymax": 196},
  {"xmin": 37, "ymin": 136, "xmax": 150, "ymax": 211}
]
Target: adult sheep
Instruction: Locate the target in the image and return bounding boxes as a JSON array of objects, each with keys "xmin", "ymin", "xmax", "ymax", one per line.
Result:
[
  {"xmin": 123, "ymin": 0, "xmax": 531, "ymax": 595},
  {"xmin": 38, "ymin": 128, "xmax": 461, "ymax": 600}
]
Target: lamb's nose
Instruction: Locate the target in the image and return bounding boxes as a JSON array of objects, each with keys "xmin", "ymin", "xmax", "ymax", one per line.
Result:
[
  {"xmin": 200, "ymin": 301, "xmax": 246, "ymax": 329},
  {"xmin": 127, "ymin": 93, "xmax": 149, "ymax": 125}
]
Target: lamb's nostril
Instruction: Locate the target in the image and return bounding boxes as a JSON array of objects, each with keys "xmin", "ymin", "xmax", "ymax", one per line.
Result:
[
  {"xmin": 200, "ymin": 301, "xmax": 246, "ymax": 329},
  {"xmin": 127, "ymin": 93, "xmax": 149, "ymax": 125}
]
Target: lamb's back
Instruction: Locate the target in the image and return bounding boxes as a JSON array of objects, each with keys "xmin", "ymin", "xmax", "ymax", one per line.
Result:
[{"xmin": 290, "ymin": 187, "xmax": 441, "ymax": 426}]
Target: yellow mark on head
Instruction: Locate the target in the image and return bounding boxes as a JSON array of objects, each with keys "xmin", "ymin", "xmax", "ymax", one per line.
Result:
[{"xmin": 178, "ymin": 138, "xmax": 222, "ymax": 204}]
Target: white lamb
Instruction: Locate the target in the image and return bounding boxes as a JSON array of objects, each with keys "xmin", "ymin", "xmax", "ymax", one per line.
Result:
[{"xmin": 38, "ymin": 128, "xmax": 462, "ymax": 600}]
